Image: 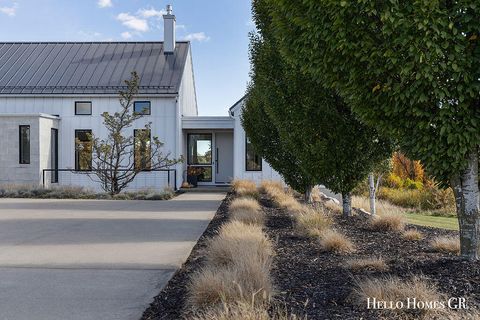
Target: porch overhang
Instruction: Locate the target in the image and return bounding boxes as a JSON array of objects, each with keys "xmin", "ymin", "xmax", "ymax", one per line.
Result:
[{"xmin": 182, "ymin": 116, "xmax": 234, "ymax": 130}]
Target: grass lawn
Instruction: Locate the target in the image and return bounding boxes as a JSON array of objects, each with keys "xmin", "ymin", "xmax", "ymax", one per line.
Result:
[{"xmin": 405, "ymin": 212, "xmax": 458, "ymax": 231}]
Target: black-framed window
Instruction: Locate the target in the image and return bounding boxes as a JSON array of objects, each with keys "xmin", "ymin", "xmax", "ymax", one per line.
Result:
[
  {"xmin": 75, "ymin": 101, "xmax": 92, "ymax": 115},
  {"xmin": 134, "ymin": 129, "xmax": 151, "ymax": 171},
  {"xmin": 51, "ymin": 129, "xmax": 59, "ymax": 183},
  {"xmin": 187, "ymin": 133, "xmax": 212, "ymax": 165},
  {"xmin": 134, "ymin": 101, "xmax": 151, "ymax": 115},
  {"xmin": 19, "ymin": 125, "xmax": 30, "ymax": 164},
  {"xmin": 245, "ymin": 137, "xmax": 262, "ymax": 171},
  {"xmin": 75, "ymin": 130, "xmax": 92, "ymax": 171}
]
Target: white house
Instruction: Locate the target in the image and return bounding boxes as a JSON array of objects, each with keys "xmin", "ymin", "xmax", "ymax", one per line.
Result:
[{"xmin": 0, "ymin": 6, "xmax": 282, "ymax": 191}]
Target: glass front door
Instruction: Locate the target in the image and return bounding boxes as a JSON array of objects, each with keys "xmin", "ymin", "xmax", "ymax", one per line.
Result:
[{"xmin": 187, "ymin": 133, "xmax": 213, "ymax": 183}]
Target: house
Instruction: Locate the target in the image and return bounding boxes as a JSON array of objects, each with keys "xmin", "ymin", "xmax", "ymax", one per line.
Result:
[{"xmin": 0, "ymin": 6, "xmax": 282, "ymax": 191}]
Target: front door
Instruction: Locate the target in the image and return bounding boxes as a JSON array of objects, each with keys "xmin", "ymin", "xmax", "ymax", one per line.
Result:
[
  {"xmin": 187, "ymin": 133, "xmax": 213, "ymax": 184},
  {"xmin": 215, "ymin": 132, "xmax": 233, "ymax": 184}
]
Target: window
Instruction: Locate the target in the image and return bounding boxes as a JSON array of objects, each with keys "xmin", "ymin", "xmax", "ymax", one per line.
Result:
[
  {"xmin": 245, "ymin": 137, "xmax": 262, "ymax": 171},
  {"xmin": 134, "ymin": 129, "xmax": 151, "ymax": 171},
  {"xmin": 187, "ymin": 134, "xmax": 212, "ymax": 182},
  {"xmin": 134, "ymin": 101, "xmax": 151, "ymax": 115},
  {"xmin": 75, "ymin": 130, "xmax": 92, "ymax": 171},
  {"xmin": 19, "ymin": 125, "xmax": 30, "ymax": 164},
  {"xmin": 75, "ymin": 101, "xmax": 92, "ymax": 115}
]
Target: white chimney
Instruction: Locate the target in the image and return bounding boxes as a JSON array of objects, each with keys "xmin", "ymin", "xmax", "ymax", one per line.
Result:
[{"xmin": 163, "ymin": 4, "xmax": 176, "ymax": 54}]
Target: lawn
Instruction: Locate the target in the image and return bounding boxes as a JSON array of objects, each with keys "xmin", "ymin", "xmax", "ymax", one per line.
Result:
[{"xmin": 405, "ymin": 212, "xmax": 459, "ymax": 230}]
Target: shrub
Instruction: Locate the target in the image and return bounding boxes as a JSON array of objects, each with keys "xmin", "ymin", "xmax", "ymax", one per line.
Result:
[
  {"xmin": 404, "ymin": 178, "xmax": 423, "ymax": 190},
  {"xmin": 205, "ymin": 221, "xmax": 273, "ymax": 267},
  {"xmin": 188, "ymin": 255, "xmax": 272, "ymax": 308},
  {"xmin": 319, "ymin": 229, "xmax": 355, "ymax": 254},
  {"xmin": 322, "ymin": 199, "xmax": 343, "ymax": 215},
  {"xmin": 384, "ymin": 173, "xmax": 404, "ymax": 189},
  {"xmin": 430, "ymin": 236, "xmax": 460, "ymax": 254},
  {"xmin": 370, "ymin": 212, "xmax": 405, "ymax": 232},
  {"xmin": 232, "ymin": 179, "xmax": 258, "ymax": 198},
  {"xmin": 402, "ymin": 229, "xmax": 424, "ymax": 241},
  {"xmin": 229, "ymin": 198, "xmax": 264, "ymax": 225},
  {"xmin": 377, "ymin": 187, "xmax": 421, "ymax": 208},
  {"xmin": 345, "ymin": 257, "xmax": 388, "ymax": 272},
  {"xmin": 355, "ymin": 276, "xmax": 445, "ymax": 319},
  {"xmin": 294, "ymin": 205, "xmax": 332, "ymax": 238}
]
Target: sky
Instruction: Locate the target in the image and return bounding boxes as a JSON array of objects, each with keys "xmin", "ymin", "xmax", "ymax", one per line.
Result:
[{"xmin": 0, "ymin": 0, "xmax": 254, "ymax": 115}]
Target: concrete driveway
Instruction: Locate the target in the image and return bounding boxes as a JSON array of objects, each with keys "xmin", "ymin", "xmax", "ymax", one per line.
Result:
[{"xmin": 0, "ymin": 192, "xmax": 225, "ymax": 320}]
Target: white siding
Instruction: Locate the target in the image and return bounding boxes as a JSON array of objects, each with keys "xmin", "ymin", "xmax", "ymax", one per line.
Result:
[
  {"xmin": 0, "ymin": 96, "xmax": 180, "ymax": 190},
  {"xmin": 231, "ymin": 102, "xmax": 284, "ymax": 184},
  {"xmin": 178, "ymin": 48, "xmax": 198, "ymax": 116}
]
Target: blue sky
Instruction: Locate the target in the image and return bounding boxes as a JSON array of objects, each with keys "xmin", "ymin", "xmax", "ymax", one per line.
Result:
[{"xmin": 0, "ymin": 0, "xmax": 253, "ymax": 115}]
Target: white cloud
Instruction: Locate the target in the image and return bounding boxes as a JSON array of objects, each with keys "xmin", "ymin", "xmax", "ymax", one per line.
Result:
[
  {"xmin": 138, "ymin": 7, "xmax": 165, "ymax": 19},
  {"xmin": 116, "ymin": 13, "xmax": 149, "ymax": 32},
  {"xmin": 183, "ymin": 32, "xmax": 210, "ymax": 42},
  {"xmin": 0, "ymin": 3, "xmax": 18, "ymax": 16},
  {"xmin": 98, "ymin": 0, "xmax": 112, "ymax": 8},
  {"xmin": 121, "ymin": 31, "xmax": 133, "ymax": 39}
]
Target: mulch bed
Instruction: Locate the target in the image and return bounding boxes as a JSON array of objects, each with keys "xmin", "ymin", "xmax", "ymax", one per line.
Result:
[
  {"xmin": 263, "ymin": 196, "xmax": 480, "ymax": 319},
  {"xmin": 140, "ymin": 193, "xmax": 233, "ymax": 320},
  {"xmin": 140, "ymin": 192, "xmax": 480, "ymax": 319}
]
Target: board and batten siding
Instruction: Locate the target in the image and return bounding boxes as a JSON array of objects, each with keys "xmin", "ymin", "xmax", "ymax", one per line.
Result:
[
  {"xmin": 0, "ymin": 96, "xmax": 181, "ymax": 190},
  {"xmin": 231, "ymin": 101, "xmax": 284, "ymax": 184}
]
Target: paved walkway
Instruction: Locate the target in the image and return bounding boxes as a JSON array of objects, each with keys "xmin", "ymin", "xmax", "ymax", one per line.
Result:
[{"xmin": 0, "ymin": 192, "xmax": 225, "ymax": 320}]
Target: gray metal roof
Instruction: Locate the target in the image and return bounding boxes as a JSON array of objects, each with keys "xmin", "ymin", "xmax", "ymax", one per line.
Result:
[{"xmin": 0, "ymin": 42, "xmax": 190, "ymax": 95}]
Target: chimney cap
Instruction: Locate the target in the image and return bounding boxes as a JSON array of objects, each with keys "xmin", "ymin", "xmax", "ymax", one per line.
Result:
[{"xmin": 166, "ymin": 4, "xmax": 173, "ymax": 15}]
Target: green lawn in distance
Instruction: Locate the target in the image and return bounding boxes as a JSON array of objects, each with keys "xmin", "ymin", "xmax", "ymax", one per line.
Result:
[{"xmin": 405, "ymin": 213, "xmax": 458, "ymax": 231}]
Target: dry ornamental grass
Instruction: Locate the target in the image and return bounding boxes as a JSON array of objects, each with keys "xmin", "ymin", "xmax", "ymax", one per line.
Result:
[
  {"xmin": 403, "ymin": 229, "xmax": 424, "ymax": 241},
  {"xmin": 294, "ymin": 205, "xmax": 332, "ymax": 238},
  {"xmin": 319, "ymin": 229, "xmax": 355, "ymax": 254},
  {"xmin": 205, "ymin": 221, "xmax": 273, "ymax": 267},
  {"xmin": 345, "ymin": 257, "xmax": 388, "ymax": 272},
  {"xmin": 232, "ymin": 179, "xmax": 258, "ymax": 198},
  {"xmin": 370, "ymin": 212, "xmax": 405, "ymax": 232},
  {"xmin": 430, "ymin": 236, "xmax": 460, "ymax": 254},
  {"xmin": 229, "ymin": 198, "xmax": 264, "ymax": 225}
]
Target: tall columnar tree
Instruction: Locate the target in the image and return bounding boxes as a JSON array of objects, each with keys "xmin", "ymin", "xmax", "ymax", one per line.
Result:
[
  {"xmin": 242, "ymin": 86, "xmax": 315, "ymax": 194},
  {"xmin": 245, "ymin": 0, "xmax": 392, "ymax": 215},
  {"xmin": 267, "ymin": 1, "xmax": 480, "ymax": 259}
]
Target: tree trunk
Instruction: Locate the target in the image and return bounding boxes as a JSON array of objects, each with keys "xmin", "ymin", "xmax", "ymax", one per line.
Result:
[
  {"xmin": 304, "ymin": 185, "xmax": 313, "ymax": 203},
  {"xmin": 368, "ymin": 173, "xmax": 376, "ymax": 216},
  {"xmin": 342, "ymin": 192, "xmax": 352, "ymax": 217},
  {"xmin": 451, "ymin": 148, "xmax": 480, "ymax": 260}
]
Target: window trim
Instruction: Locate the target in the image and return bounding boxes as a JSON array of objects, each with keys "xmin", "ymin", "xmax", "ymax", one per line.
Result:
[
  {"xmin": 19, "ymin": 125, "xmax": 30, "ymax": 164},
  {"xmin": 133, "ymin": 101, "xmax": 151, "ymax": 115},
  {"xmin": 75, "ymin": 101, "xmax": 92, "ymax": 115},
  {"xmin": 134, "ymin": 129, "xmax": 152, "ymax": 171},
  {"xmin": 187, "ymin": 133, "xmax": 213, "ymax": 165},
  {"xmin": 245, "ymin": 137, "xmax": 262, "ymax": 172},
  {"xmin": 75, "ymin": 129, "xmax": 93, "ymax": 171}
]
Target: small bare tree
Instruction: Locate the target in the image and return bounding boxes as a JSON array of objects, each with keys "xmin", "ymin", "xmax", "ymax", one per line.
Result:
[{"xmin": 81, "ymin": 72, "xmax": 182, "ymax": 195}]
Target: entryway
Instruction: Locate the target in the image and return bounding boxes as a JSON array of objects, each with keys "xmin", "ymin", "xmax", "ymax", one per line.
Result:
[{"xmin": 186, "ymin": 131, "xmax": 234, "ymax": 185}]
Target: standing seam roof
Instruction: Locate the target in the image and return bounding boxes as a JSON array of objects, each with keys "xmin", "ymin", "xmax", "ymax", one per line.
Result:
[{"xmin": 0, "ymin": 42, "xmax": 190, "ymax": 95}]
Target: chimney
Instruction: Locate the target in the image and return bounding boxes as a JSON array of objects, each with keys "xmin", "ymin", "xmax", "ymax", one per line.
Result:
[{"xmin": 163, "ymin": 4, "xmax": 176, "ymax": 54}]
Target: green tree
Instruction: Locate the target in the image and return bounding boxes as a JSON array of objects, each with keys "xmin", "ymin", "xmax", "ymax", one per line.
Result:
[
  {"xmin": 245, "ymin": 0, "xmax": 392, "ymax": 215},
  {"xmin": 267, "ymin": 1, "xmax": 480, "ymax": 259},
  {"xmin": 86, "ymin": 72, "xmax": 182, "ymax": 195},
  {"xmin": 242, "ymin": 86, "xmax": 314, "ymax": 194}
]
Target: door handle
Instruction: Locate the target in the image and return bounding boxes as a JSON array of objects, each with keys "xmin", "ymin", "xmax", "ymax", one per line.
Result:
[{"xmin": 216, "ymin": 148, "xmax": 219, "ymax": 174}]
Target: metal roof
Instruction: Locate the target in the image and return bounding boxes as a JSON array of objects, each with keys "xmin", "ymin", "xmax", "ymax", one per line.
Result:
[{"xmin": 0, "ymin": 42, "xmax": 190, "ymax": 95}]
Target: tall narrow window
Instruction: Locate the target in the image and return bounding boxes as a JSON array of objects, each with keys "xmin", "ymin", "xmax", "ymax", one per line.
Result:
[
  {"xmin": 245, "ymin": 137, "xmax": 262, "ymax": 171},
  {"xmin": 134, "ymin": 101, "xmax": 151, "ymax": 115},
  {"xmin": 51, "ymin": 129, "xmax": 59, "ymax": 183},
  {"xmin": 75, "ymin": 102, "xmax": 92, "ymax": 115},
  {"xmin": 134, "ymin": 129, "xmax": 151, "ymax": 171},
  {"xmin": 75, "ymin": 130, "xmax": 92, "ymax": 171},
  {"xmin": 19, "ymin": 125, "xmax": 30, "ymax": 164}
]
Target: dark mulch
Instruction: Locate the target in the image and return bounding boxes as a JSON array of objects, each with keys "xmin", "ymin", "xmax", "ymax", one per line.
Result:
[
  {"xmin": 264, "ymin": 196, "xmax": 480, "ymax": 319},
  {"xmin": 140, "ymin": 193, "xmax": 233, "ymax": 320},
  {"xmin": 140, "ymin": 192, "xmax": 480, "ymax": 320}
]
